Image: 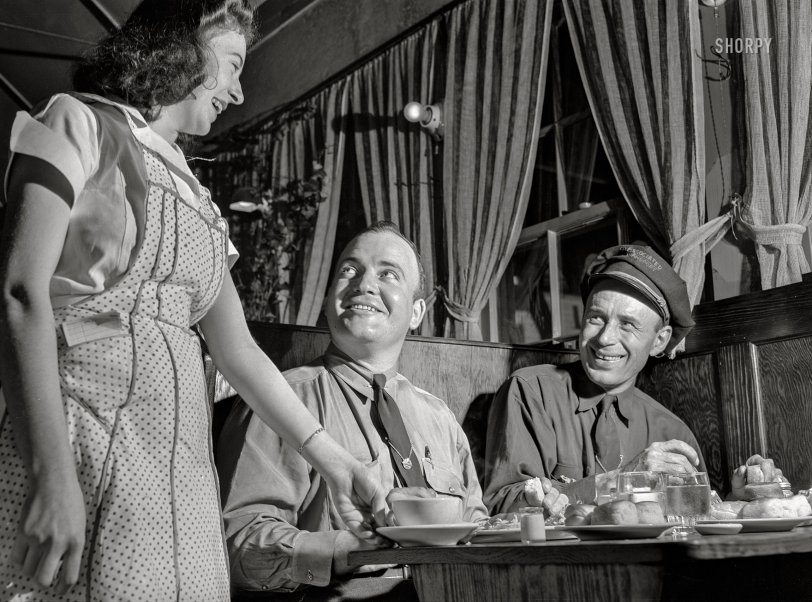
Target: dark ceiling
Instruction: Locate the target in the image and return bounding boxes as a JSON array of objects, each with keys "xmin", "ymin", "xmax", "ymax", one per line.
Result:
[{"xmin": 0, "ymin": 0, "xmax": 313, "ymax": 195}]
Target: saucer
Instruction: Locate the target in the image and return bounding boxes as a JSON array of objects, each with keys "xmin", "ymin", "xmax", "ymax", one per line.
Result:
[
  {"xmin": 697, "ymin": 516, "xmax": 812, "ymax": 533},
  {"xmin": 377, "ymin": 523, "xmax": 479, "ymax": 547}
]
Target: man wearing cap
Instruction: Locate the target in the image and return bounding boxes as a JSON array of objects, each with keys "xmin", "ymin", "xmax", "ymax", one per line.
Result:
[{"xmin": 483, "ymin": 244, "xmax": 705, "ymax": 513}]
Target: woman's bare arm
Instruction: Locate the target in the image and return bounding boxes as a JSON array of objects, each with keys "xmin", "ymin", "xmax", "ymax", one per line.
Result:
[{"xmin": 0, "ymin": 159, "xmax": 85, "ymax": 592}]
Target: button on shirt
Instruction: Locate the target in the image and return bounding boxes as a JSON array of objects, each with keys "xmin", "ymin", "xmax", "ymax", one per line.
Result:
[
  {"xmin": 483, "ymin": 361, "xmax": 705, "ymax": 514},
  {"xmin": 217, "ymin": 345, "xmax": 488, "ymax": 593}
]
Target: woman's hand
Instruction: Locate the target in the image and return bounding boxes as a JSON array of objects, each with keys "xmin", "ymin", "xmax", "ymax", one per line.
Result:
[
  {"xmin": 12, "ymin": 470, "xmax": 86, "ymax": 594},
  {"xmin": 322, "ymin": 459, "xmax": 388, "ymax": 545}
]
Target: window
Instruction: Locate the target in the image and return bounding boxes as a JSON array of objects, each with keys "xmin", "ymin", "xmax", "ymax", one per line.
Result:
[{"xmin": 482, "ymin": 5, "xmax": 646, "ymax": 346}]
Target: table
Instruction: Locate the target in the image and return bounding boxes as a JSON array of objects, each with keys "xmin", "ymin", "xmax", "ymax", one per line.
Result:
[{"xmin": 348, "ymin": 526, "xmax": 812, "ymax": 601}]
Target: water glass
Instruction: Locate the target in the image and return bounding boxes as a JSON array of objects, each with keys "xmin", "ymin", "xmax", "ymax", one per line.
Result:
[
  {"xmin": 665, "ymin": 472, "xmax": 710, "ymax": 537},
  {"xmin": 617, "ymin": 471, "xmax": 666, "ymax": 513}
]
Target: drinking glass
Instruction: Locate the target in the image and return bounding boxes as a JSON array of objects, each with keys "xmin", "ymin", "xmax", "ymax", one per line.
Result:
[
  {"xmin": 617, "ymin": 471, "xmax": 666, "ymax": 515},
  {"xmin": 595, "ymin": 472, "xmax": 617, "ymax": 506},
  {"xmin": 665, "ymin": 472, "xmax": 711, "ymax": 537}
]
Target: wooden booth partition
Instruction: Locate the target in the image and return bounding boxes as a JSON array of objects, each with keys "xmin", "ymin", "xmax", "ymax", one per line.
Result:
[
  {"xmin": 223, "ymin": 274, "xmax": 812, "ymax": 496},
  {"xmin": 237, "ymin": 322, "xmax": 577, "ymax": 481},
  {"xmin": 637, "ymin": 274, "xmax": 812, "ymax": 494}
]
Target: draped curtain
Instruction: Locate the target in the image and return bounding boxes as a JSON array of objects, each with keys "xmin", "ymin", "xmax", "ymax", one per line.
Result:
[
  {"xmin": 295, "ymin": 82, "xmax": 349, "ymax": 324},
  {"xmin": 349, "ymin": 23, "xmax": 439, "ymax": 335},
  {"xmin": 440, "ymin": 0, "xmax": 553, "ymax": 340},
  {"xmin": 737, "ymin": 0, "xmax": 812, "ymax": 288},
  {"xmin": 563, "ymin": 0, "xmax": 710, "ymax": 312}
]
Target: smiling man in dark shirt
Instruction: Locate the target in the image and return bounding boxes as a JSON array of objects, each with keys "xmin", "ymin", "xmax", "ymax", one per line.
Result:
[{"xmin": 484, "ymin": 244, "xmax": 705, "ymax": 514}]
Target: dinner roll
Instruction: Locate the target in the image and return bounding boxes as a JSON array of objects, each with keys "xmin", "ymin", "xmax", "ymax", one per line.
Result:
[
  {"xmin": 591, "ymin": 500, "xmax": 638, "ymax": 526},
  {"xmin": 635, "ymin": 501, "xmax": 665, "ymax": 524},
  {"xmin": 564, "ymin": 504, "xmax": 596, "ymax": 526},
  {"xmin": 740, "ymin": 495, "xmax": 812, "ymax": 519}
]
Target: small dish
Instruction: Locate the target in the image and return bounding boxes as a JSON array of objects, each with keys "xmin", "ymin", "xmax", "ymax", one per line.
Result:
[
  {"xmin": 695, "ymin": 522, "xmax": 743, "ymax": 536},
  {"xmin": 377, "ymin": 523, "xmax": 479, "ymax": 547},
  {"xmin": 697, "ymin": 516, "xmax": 812, "ymax": 533}
]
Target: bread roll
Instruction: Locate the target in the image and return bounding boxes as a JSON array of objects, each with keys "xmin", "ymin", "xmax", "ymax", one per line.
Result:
[
  {"xmin": 635, "ymin": 501, "xmax": 665, "ymax": 524},
  {"xmin": 591, "ymin": 500, "xmax": 638, "ymax": 526},
  {"xmin": 740, "ymin": 495, "xmax": 812, "ymax": 519},
  {"xmin": 564, "ymin": 504, "xmax": 596, "ymax": 526},
  {"xmin": 709, "ymin": 501, "xmax": 746, "ymax": 520}
]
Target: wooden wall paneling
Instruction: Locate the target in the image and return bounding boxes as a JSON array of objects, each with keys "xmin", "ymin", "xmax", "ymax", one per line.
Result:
[
  {"xmin": 638, "ymin": 353, "xmax": 729, "ymax": 493},
  {"xmin": 686, "ymin": 276, "xmax": 812, "ymax": 352},
  {"xmin": 248, "ymin": 322, "xmax": 331, "ymax": 371},
  {"xmin": 755, "ymin": 337, "xmax": 812, "ymax": 489},
  {"xmin": 716, "ymin": 343, "xmax": 767, "ymax": 473},
  {"xmin": 241, "ymin": 322, "xmax": 577, "ymax": 483}
]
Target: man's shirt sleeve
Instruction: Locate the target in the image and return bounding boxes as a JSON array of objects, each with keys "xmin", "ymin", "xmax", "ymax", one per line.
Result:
[{"xmin": 219, "ymin": 401, "xmax": 339, "ymax": 592}]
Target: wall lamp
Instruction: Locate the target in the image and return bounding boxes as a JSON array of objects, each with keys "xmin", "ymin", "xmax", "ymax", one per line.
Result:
[{"xmin": 403, "ymin": 101, "xmax": 443, "ymax": 140}]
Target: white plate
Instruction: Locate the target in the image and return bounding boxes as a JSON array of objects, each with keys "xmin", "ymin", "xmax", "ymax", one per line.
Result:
[
  {"xmin": 469, "ymin": 526, "xmax": 577, "ymax": 543},
  {"xmin": 377, "ymin": 523, "xmax": 479, "ymax": 547},
  {"xmin": 560, "ymin": 524, "xmax": 672, "ymax": 541},
  {"xmin": 697, "ymin": 516, "xmax": 812, "ymax": 533},
  {"xmin": 695, "ymin": 522, "xmax": 743, "ymax": 536}
]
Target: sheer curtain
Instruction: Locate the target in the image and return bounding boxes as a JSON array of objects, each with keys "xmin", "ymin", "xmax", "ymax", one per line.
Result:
[
  {"xmin": 737, "ymin": 0, "xmax": 812, "ymax": 288},
  {"xmin": 349, "ymin": 23, "xmax": 439, "ymax": 334},
  {"xmin": 563, "ymin": 0, "xmax": 712, "ymax": 312},
  {"xmin": 440, "ymin": 0, "xmax": 554, "ymax": 340}
]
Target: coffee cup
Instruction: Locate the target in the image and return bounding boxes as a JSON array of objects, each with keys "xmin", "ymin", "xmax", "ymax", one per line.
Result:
[{"xmin": 391, "ymin": 496, "xmax": 462, "ymax": 526}]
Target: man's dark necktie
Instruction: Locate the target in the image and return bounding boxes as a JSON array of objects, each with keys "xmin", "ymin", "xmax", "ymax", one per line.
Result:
[
  {"xmin": 594, "ymin": 395, "xmax": 621, "ymax": 472},
  {"xmin": 371, "ymin": 373, "xmax": 429, "ymax": 488}
]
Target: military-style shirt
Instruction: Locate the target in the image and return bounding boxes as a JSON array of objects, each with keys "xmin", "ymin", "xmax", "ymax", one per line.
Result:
[
  {"xmin": 483, "ymin": 361, "xmax": 705, "ymax": 514},
  {"xmin": 217, "ymin": 345, "xmax": 487, "ymax": 593}
]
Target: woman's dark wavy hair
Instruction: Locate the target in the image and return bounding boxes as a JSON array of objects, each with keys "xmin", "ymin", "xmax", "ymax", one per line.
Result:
[{"xmin": 73, "ymin": 0, "xmax": 255, "ymax": 122}]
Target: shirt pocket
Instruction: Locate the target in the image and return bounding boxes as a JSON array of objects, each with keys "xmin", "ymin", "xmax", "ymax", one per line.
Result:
[
  {"xmin": 551, "ymin": 463, "xmax": 582, "ymax": 482},
  {"xmin": 421, "ymin": 458, "xmax": 465, "ymax": 499}
]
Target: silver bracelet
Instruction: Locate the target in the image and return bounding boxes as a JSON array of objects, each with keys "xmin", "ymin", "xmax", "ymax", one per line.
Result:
[{"xmin": 297, "ymin": 426, "xmax": 325, "ymax": 454}]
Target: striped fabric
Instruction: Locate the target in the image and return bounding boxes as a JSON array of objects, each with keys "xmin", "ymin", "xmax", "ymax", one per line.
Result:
[
  {"xmin": 349, "ymin": 22, "xmax": 440, "ymax": 335},
  {"xmin": 563, "ymin": 0, "xmax": 709, "ymax": 310},
  {"xmin": 738, "ymin": 0, "xmax": 812, "ymax": 289},
  {"xmin": 440, "ymin": 0, "xmax": 553, "ymax": 340}
]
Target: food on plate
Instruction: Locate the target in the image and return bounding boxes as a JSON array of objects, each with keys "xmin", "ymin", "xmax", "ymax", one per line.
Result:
[
  {"xmin": 708, "ymin": 501, "xmax": 746, "ymax": 520},
  {"xmin": 635, "ymin": 501, "xmax": 666, "ymax": 524},
  {"xmin": 564, "ymin": 504, "xmax": 596, "ymax": 526},
  {"xmin": 739, "ymin": 495, "xmax": 812, "ymax": 519},
  {"xmin": 478, "ymin": 513, "xmax": 520, "ymax": 530},
  {"xmin": 591, "ymin": 500, "xmax": 638, "ymax": 526}
]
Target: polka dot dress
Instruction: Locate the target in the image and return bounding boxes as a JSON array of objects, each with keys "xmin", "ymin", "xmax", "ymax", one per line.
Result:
[{"xmin": 0, "ymin": 119, "xmax": 231, "ymax": 600}]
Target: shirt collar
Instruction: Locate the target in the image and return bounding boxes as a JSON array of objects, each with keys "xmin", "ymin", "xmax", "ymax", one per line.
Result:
[
  {"xmin": 573, "ymin": 363, "xmax": 636, "ymax": 422},
  {"xmin": 324, "ymin": 343, "xmax": 398, "ymax": 403},
  {"xmin": 72, "ymin": 92, "xmax": 199, "ymax": 196}
]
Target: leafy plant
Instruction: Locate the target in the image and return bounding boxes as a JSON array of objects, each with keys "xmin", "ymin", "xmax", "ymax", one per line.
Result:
[{"xmin": 227, "ymin": 154, "xmax": 328, "ymax": 322}]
